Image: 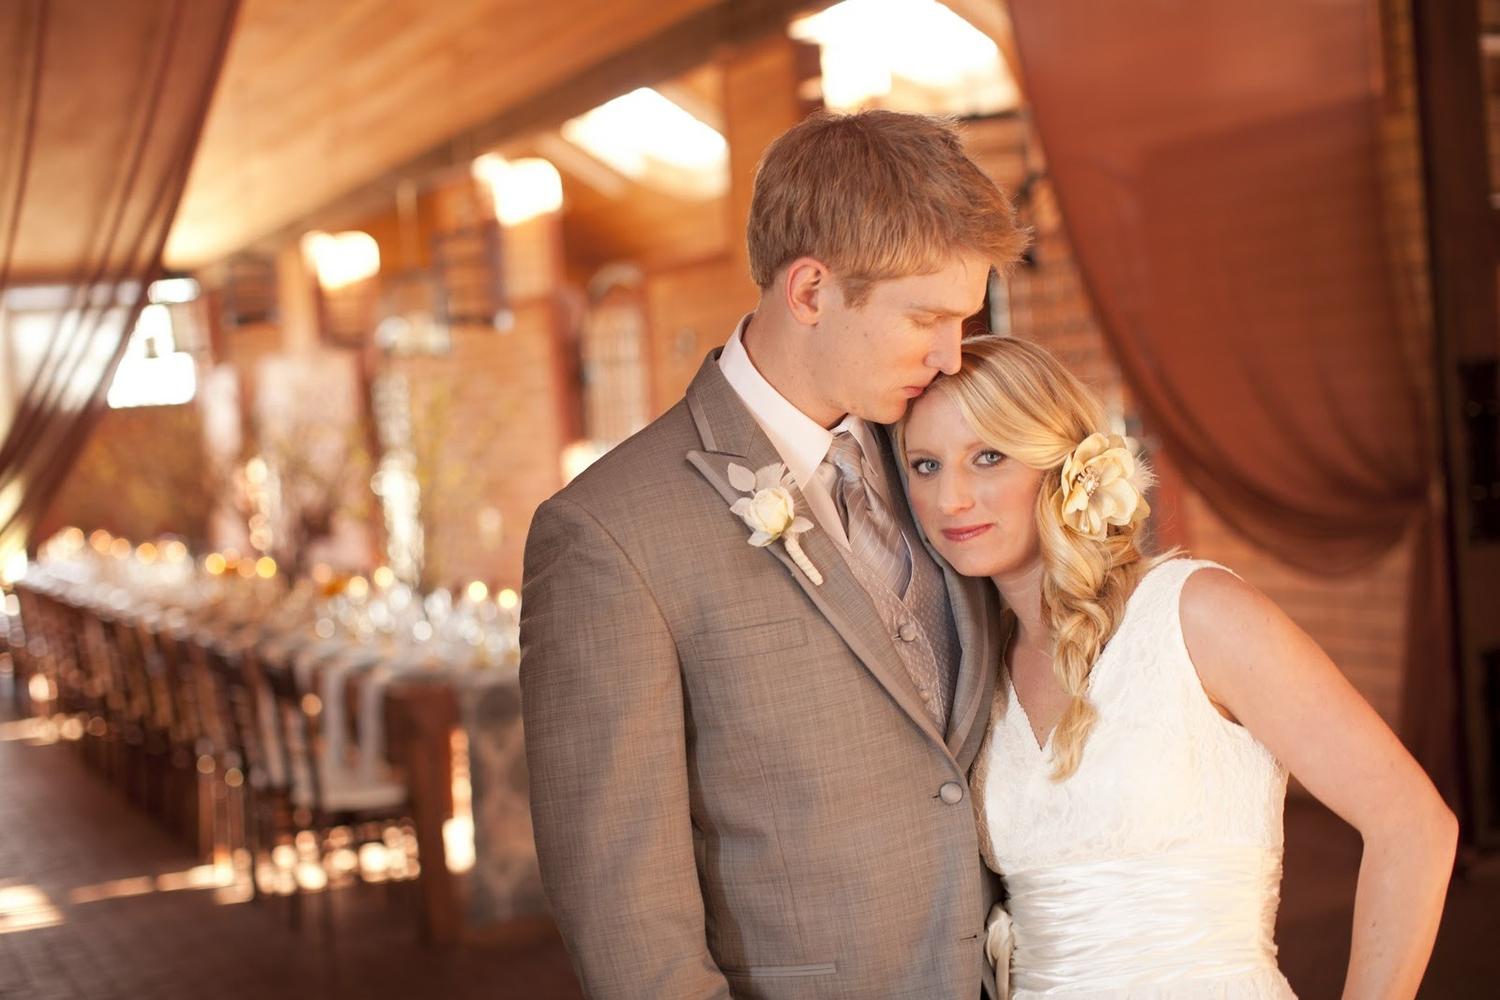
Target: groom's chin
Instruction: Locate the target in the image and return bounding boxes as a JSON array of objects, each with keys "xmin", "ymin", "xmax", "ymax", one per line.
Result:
[{"xmin": 874, "ymin": 397, "xmax": 912, "ymax": 425}]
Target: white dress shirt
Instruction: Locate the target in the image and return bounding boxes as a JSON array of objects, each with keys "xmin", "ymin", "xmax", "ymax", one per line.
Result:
[{"xmin": 718, "ymin": 314, "xmax": 902, "ymax": 552}]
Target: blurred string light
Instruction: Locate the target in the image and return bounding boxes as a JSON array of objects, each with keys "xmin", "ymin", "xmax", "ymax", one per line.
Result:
[
  {"xmin": 789, "ymin": 0, "xmax": 1018, "ymax": 114},
  {"xmin": 560, "ymin": 88, "xmax": 728, "ymax": 199},
  {"xmin": 470, "ymin": 154, "xmax": 564, "ymax": 227},
  {"xmin": 301, "ymin": 230, "xmax": 380, "ymax": 289}
]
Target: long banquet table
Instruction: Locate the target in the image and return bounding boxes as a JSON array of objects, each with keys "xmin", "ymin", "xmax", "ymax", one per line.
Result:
[{"xmin": 10, "ymin": 557, "xmax": 546, "ymax": 945}]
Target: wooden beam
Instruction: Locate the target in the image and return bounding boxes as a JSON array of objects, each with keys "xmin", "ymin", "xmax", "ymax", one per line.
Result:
[{"xmin": 222, "ymin": 0, "xmax": 832, "ymax": 267}]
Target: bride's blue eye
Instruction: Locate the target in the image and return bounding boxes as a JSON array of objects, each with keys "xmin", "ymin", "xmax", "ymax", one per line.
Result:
[
  {"xmin": 975, "ymin": 449, "xmax": 1004, "ymax": 467},
  {"xmin": 910, "ymin": 458, "xmax": 939, "ymax": 476}
]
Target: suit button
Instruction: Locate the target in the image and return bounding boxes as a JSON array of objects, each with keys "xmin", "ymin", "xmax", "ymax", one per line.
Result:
[
  {"xmin": 897, "ymin": 621, "xmax": 918, "ymax": 642},
  {"xmin": 939, "ymin": 781, "xmax": 964, "ymax": 805}
]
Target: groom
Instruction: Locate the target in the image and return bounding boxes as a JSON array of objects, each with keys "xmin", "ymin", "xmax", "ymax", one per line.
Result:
[{"xmin": 520, "ymin": 109, "xmax": 1026, "ymax": 998}]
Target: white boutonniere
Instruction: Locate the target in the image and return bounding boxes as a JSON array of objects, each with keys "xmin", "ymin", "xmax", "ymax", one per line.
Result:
[{"xmin": 726, "ymin": 462, "xmax": 823, "ymax": 586}]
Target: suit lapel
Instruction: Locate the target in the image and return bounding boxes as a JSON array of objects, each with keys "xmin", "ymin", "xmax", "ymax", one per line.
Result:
[{"xmin": 684, "ymin": 353, "xmax": 948, "ymax": 753}]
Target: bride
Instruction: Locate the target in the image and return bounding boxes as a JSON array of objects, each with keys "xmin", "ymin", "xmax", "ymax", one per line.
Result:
[{"xmin": 897, "ymin": 335, "xmax": 1457, "ymax": 999}]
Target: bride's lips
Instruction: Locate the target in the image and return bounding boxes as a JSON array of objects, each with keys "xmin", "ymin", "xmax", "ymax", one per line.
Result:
[
  {"xmin": 941, "ymin": 524, "xmax": 993, "ymax": 542},
  {"xmin": 901, "ymin": 385, "xmax": 926, "ymax": 398}
]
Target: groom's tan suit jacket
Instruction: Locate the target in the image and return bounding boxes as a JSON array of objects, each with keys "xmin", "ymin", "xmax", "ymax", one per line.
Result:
[{"xmin": 520, "ymin": 350, "xmax": 1003, "ymax": 999}]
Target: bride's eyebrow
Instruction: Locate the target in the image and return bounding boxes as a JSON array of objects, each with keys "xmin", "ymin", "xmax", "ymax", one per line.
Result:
[{"xmin": 906, "ymin": 440, "xmax": 985, "ymax": 457}]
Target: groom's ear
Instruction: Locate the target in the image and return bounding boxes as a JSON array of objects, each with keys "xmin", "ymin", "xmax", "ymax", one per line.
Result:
[{"xmin": 783, "ymin": 257, "xmax": 832, "ymax": 326}]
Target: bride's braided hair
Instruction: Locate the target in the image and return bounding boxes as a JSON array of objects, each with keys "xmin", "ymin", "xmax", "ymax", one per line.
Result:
[{"xmin": 906, "ymin": 336, "xmax": 1169, "ymax": 780}]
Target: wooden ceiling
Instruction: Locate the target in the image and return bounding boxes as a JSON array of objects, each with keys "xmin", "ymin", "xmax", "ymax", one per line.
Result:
[{"xmin": 163, "ymin": 0, "xmax": 763, "ymax": 269}]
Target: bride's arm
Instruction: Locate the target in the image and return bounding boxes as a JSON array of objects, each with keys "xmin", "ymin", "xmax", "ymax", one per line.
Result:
[{"xmin": 1178, "ymin": 568, "xmax": 1457, "ymax": 1000}]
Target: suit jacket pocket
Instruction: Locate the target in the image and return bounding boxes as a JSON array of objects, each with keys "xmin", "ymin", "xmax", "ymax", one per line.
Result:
[
  {"xmin": 722, "ymin": 963, "xmax": 837, "ymax": 978},
  {"xmin": 677, "ymin": 618, "xmax": 808, "ymax": 664}
]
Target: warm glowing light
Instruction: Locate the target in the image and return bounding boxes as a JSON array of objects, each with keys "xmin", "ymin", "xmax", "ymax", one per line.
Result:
[
  {"xmin": 301, "ymin": 230, "xmax": 380, "ymax": 289},
  {"xmin": 0, "ymin": 551, "xmax": 26, "ymax": 585},
  {"xmin": 789, "ymin": 0, "xmax": 1018, "ymax": 114},
  {"xmin": 373, "ymin": 566, "xmax": 395, "ymax": 588},
  {"xmin": 109, "ymin": 537, "xmax": 131, "ymax": 559},
  {"xmin": 560, "ymin": 88, "xmax": 727, "ymax": 198},
  {"xmin": 0, "ymin": 885, "xmax": 63, "ymax": 934},
  {"xmin": 470, "ymin": 154, "xmax": 564, "ymax": 226},
  {"xmin": 89, "ymin": 529, "xmax": 113, "ymax": 553},
  {"xmin": 69, "ymin": 876, "xmax": 155, "ymax": 905},
  {"xmin": 346, "ymin": 575, "xmax": 369, "ymax": 600},
  {"xmin": 204, "ymin": 553, "xmax": 227, "ymax": 575},
  {"xmin": 497, "ymin": 588, "xmax": 519, "ymax": 611},
  {"xmin": 0, "ymin": 717, "xmax": 55, "ymax": 743},
  {"xmin": 465, "ymin": 581, "xmax": 489, "ymax": 603},
  {"xmin": 108, "ymin": 304, "xmax": 198, "ymax": 408},
  {"xmin": 163, "ymin": 540, "xmax": 188, "ymax": 562},
  {"xmin": 255, "ymin": 556, "xmax": 277, "ymax": 579},
  {"xmin": 108, "ymin": 350, "xmax": 197, "ymax": 409},
  {"xmin": 561, "ymin": 439, "xmax": 608, "ymax": 484},
  {"xmin": 135, "ymin": 542, "xmax": 158, "ymax": 563},
  {"xmin": 68, "ymin": 863, "xmax": 233, "ymax": 905},
  {"xmin": 147, "ymin": 277, "xmax": 200, "ymax": 304},
  {"xmin": 443, "ymin": 815, "xmax": 475, "ymax": 874},
  {"xmin": 25, "ymin": 676, "xmax": 53, "ymax": 705}
]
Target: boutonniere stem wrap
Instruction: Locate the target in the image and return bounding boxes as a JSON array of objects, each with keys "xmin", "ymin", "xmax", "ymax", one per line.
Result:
[
  {"xmin": 1058, "ymin": 432, "xmax": 1153, "ymax": 540},
  {"xmin": 727, "ymin": 462, "xmax": 823, "ymax": 585}
]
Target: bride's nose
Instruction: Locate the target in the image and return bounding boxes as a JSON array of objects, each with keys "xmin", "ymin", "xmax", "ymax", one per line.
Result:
[{"xmin": 938, "ymin": 471, "xmax": 974, "ymax": 515}]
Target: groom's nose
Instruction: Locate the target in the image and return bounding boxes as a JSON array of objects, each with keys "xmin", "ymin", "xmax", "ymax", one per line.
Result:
[{"xmin": 928, "ymin": 324, "xmax": 962, "ymax": 376}]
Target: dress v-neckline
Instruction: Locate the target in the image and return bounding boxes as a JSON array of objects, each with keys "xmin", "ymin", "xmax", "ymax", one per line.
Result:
[
  {"xmin": 998, "ymin": 568, "xmax": 1157, "ymax": 758},
  {"xmin": 1006, "ymin": 674, "xmax": 1057, "ymax": 754}
]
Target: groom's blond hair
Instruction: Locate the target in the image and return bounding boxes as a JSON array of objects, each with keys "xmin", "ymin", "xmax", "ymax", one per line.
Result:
[{"xmin": 746, "ymin": 110, "xmax": 1028, "ymax": 307}]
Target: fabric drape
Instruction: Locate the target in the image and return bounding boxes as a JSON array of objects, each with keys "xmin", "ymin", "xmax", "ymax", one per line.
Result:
[
  {"xmin": 0, "ymin": 0, "xmax": 240, "ymax": 560},
  {"xmin": 1007, "ymin": 1, "xmax": 1457, "ymax": 801}
]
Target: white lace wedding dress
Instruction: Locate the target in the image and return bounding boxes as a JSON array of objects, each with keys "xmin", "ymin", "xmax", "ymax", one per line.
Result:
[{"xmin": 971, "ymin": 559, "xmax": 1298, "ymax": 999}]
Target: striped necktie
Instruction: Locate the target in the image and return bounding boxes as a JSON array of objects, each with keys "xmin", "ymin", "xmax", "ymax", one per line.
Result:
[{"xmin": 824, "ymin": 430, "xmax": 913, "ymax": 599}]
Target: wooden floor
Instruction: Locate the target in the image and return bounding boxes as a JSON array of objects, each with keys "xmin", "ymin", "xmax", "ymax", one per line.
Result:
[
  {"xmin": 0, "ymin": 695, "xmax": 584, "ymax": 1000},
  {"xmin": 1, "ymin": 680, "xmax": 1495, "ymax": 999}
]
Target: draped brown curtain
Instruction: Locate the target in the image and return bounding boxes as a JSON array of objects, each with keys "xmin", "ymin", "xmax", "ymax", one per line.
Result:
[
  {"xmin": 1007, "ymin": 1, "xmax": 1459, "ymax": 802},
  {"xmin": 0, "ymin": 0, "xmax": 240, "ymax": 560}
]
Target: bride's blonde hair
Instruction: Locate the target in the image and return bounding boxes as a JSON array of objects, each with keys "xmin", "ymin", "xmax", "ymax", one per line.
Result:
[{"xmin": 899, "ymin": 335, "xmax": 1169, "ymax": 780}]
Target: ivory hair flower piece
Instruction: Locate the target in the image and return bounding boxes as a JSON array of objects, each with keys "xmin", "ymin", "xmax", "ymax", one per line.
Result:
[
  {"xmin": 726, "ymin": 462, "xmax": 822, "ymax": 585},
  {"xmin": 1058, "ymin": 432, "xmax": 1154, "ymax": 540}
]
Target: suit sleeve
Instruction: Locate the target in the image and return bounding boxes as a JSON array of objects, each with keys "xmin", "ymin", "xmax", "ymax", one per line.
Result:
[{"xmin": 519, "ymin": 494, "xmax": 731, "ymax": 999}]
